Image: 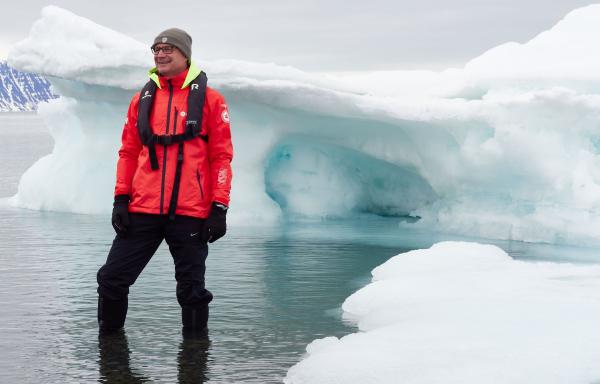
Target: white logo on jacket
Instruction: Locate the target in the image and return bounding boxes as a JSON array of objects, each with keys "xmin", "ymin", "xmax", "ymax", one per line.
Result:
[
  {"xmin": 217, "ymin": 169, "xmax": 227, "ymax": 185},
  {"xmin": 221, "ymin": 110, "xmax": 230, "ymax": 123}
]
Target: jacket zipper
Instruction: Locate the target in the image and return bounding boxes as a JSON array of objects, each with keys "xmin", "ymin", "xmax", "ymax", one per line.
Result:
[
  {"xmin": 173, "ymin": 106, "xmax": 178, "ymax": 134},
  {"xmin": 196, "ymin": 169, "xmax": 205, "ymax": 200},
  {"xmin": 159, "ymin": 80, "xmax": 174, "ymax": 215}
]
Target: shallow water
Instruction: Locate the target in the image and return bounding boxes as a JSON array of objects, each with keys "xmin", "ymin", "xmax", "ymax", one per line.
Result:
[
  {"xmin": 0, "ymin": 112, "xmax": 52, "ymax": 197},
  {"xmin": 1, "ymin": 112, "xmax": 599, "ymax": 383},
  {"xmin": 0, "ymin": 206, "xmax": 420, "ymax": 383}
]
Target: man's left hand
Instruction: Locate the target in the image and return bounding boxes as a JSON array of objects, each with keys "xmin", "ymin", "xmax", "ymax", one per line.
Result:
[{"xmin": 203, "ymin": 202, "xmax": 227, "ymax": 243}]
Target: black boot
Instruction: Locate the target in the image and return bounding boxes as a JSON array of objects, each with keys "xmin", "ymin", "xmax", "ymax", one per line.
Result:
[
  {"xmin": 182, "ymin": 306, "xmax": 209, "ymax": 337},
  {"xmin": 98, "ymin": 296, "xmax": 128, "ymax": 333}
]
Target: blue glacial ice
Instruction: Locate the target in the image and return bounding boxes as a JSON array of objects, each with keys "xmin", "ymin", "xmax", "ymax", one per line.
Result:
[{"xmin": 8, "ymin": 5, "xmax": 600, "ymax": 245}]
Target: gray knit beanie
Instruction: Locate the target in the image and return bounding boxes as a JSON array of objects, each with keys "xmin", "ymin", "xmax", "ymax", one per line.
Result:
[{"xmin": 152, "ymin": 28, "xmax": 192, "ymax": 59}]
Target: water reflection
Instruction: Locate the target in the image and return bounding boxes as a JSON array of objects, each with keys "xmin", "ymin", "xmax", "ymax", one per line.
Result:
[
  {"xmin": 3, "ymin": 207, "xmax": 600, "ymax": 383},
  {"xmin": 178, "ymin": 331, "xmax": 211, "ymax": 383},
  {"xmin": 98, "ymin": 330, "xmax": 211, "ymax": 384},
  {"xmin": 98, "ymin": 330, "xmax": 149, "ymax": 383}
]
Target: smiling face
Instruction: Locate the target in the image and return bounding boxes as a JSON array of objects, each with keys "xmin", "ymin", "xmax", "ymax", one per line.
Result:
[{"xmin": 152, "ymin": 44, "xmax": 189, "ymax": 78}]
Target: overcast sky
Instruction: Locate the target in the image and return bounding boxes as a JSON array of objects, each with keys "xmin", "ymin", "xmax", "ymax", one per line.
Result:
[{"xmin": 0, "ymin": 1, "xmax": 594, "ymax": 71}]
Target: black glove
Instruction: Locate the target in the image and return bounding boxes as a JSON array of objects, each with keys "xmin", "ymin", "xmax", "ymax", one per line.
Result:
[
  {"xmin": 111, "ymin": 194, "xmax": 130, "ymax": 237},
  {"xmin": 203, "ymin": 202, "xmax": 228, "ymax": 243}
]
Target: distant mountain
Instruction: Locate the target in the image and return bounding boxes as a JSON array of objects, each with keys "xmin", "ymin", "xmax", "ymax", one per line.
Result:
[{"xmin": 0, "ymin": 61, "xmax": 57, "ymax": 111}]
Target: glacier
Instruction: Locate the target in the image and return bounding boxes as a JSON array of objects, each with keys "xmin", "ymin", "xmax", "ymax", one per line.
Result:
[{"xmin": 8, "ymin": 5, "xmax": 600, "ymax": 245}]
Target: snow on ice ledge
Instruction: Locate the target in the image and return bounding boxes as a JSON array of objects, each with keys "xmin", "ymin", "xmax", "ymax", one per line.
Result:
[
  {"xmin": 9, "ymin": 5, "xmax": 600, "ymax": 244},
  {"xmin": 285, "ymin": 241, "xmax": 600, "ymax": 384}
]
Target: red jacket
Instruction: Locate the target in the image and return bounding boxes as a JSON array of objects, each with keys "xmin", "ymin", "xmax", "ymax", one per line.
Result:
[{"xmin": 114, "ymin": 64, "xmax": 233, "ymax": 218}]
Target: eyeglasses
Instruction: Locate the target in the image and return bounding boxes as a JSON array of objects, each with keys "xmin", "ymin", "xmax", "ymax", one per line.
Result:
[{"xmin": 151, "ymin": 45, "xmax": 175, "ymax": 55}]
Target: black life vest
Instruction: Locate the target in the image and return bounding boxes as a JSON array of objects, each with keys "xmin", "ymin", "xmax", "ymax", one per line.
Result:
[{"xmin": 136, "ymin": 71, "xmax": 208, "ymax": 220}]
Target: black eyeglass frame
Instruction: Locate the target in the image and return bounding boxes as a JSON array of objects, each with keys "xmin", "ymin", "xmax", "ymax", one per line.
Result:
[{"xmin": 151, "ymin": 45, "xmax": 175, "ymax": 55}]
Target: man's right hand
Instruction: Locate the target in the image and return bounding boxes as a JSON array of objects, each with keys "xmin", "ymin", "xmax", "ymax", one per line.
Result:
[{"xmin": 111, "ymin": 195, "xmax": 130, "ymax": 237}]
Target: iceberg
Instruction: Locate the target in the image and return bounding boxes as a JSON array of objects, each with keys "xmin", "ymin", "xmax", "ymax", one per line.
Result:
[
  {"xmin": 8, "ymin": 5, "xmax": 600, "ymax": 244},
  {"xmin": 285, "ymin": 241, "xmax": 600, "ymax": 383}
]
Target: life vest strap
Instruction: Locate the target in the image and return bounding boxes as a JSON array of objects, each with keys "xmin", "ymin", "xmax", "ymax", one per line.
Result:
[
  {"xmin": 151, "ymin": 131, "xmax": 208, "ymax": 146},
  {"xmin": 168, "ymin": 142, "xmax": 185, "ymax": 220}
]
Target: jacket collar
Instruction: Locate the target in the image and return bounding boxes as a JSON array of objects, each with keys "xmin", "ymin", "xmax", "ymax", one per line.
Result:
[{"xmin": 148, "ymin": 61, "xmax": 202, "ymax": 90}]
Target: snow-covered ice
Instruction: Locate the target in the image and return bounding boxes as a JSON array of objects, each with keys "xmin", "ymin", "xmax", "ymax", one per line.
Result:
[
  {"xmin": 285, "ymin": 241, "xmax": 600, "ymax": 383},
  {"xmin": 8, "ymin": 5, "xmax": 600, "ymax": 245}
]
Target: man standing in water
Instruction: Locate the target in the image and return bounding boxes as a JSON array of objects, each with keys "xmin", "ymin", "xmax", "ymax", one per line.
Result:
[{"xmin": 96, "ymin": 28, "xmax": 233, "ymax": 334}]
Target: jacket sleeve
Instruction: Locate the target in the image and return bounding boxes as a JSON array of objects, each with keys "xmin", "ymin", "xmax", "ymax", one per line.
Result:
[
  {"xmin": 114, "ymin": 93, "xmax": 142, "ymax": 197},
  {"xmin": 207, "ymin": 91, "xmax": 234, "ymax": 206}
]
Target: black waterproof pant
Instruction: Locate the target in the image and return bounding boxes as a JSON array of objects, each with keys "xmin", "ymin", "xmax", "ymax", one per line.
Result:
[{"xmin": 97, "ymin": 213, "xmax": 213, "ymax": 309}]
